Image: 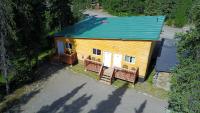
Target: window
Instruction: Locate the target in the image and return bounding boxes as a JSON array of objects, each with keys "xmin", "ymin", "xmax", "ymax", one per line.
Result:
[
  {"xmin": 124, "ymin": 55, "xmax": 136, "ymax": 64},
  {"xmin": 93, "ymin": 48, "xmax": 101, "ymax": 55},
  {"xmin": 66, "ymin": 43, "xmax": 72, "ymax": 49}
]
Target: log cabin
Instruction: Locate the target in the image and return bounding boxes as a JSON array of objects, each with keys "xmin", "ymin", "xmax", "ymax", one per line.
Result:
[{"xmin": 53, "ymin": 16, "xmax": 165, "ymax": 84}]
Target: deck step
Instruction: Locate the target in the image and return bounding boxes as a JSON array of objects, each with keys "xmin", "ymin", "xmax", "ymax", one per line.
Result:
[
  {"xmin": 101, "ymin": 75, "xmax": 111, "ymax": 79},
  {"xmin": 100, "ymin": 77, "xmax": 111, "ymax": 82},
  {"xmin": 99, "ymin": 67, "xmax": 115, "ymax": 85},
  {"xmin": 103, "ymin": 68, "xmax": 114, "ymax": 76},
  {"xmin": 99, "ymin": 80, "xmax": 111, "ymax": 85}
]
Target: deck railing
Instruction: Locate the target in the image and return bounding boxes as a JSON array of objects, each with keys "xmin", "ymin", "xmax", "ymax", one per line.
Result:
[
  {"xmin": 60, "ymin": 52, "xmax": 78, "ymax": 65},
  {"xmin": 84, "ymin": 58, "xmax": 102, "ymax": 73},
  {"xmin": 98, "ymin": 64, "xmax": 104, "ymax": 80},
  {"xmin": 114, "ymin": 67, "xmax": 138, "ymax": 84},
  {"xmin": 83, "ymin": 56, "xmax": 138, "ymax": 84}
]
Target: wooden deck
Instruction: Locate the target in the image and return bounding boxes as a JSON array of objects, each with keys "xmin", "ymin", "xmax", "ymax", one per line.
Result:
[
  {"xmin": 84, "ymin": 58, "xmax": 102, "ymax": 73},
  {"xmin": 60, "ymin": 52, "xmax": 78, "ymax": 65},
  {"xmin": 84, "ymin": 58, "xmax": 138, "ymax": 84},
  {"xmin": 114, "ymin": 67, "xmax": 138, "ymax": 84},
  {"xmin": 51, "ymin": 52, "xmax": 78, "ymax": 65}
]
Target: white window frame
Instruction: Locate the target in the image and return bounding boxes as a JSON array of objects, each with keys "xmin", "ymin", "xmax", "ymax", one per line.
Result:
[{"xmin": 124, "ymin": 55, "xmax": 136, "ymax": 64}]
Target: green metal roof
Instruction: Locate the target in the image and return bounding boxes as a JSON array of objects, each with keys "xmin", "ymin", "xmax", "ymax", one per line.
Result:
[{"xmin": 54, "ymin": 16, "xmax": 165, "ymax": 40}]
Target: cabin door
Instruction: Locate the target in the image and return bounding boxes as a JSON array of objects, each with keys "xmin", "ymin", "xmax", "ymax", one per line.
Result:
[
  {"xmin": 57, "ymin": 41, "xmax": 65, "ymax": 55},
  {"xmin": 103, "ymin": 51, "xmax": 112, "ymax": 67},
  {"xmin": 113, "ymin": 54, "xmax": 122, "ymax": 68}
]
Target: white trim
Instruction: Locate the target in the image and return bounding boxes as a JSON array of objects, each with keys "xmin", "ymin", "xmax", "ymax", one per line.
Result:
[
  {"xmin": 124, "ymin": 55, "xmax": 136, "ymax": 64},
  {"xmin": 112, "ymin": 53, "xmax": 122, "ymax": 68},
  {"xmin": 103, "ymin": 51, "xmax": 112, "ymax": 67}
]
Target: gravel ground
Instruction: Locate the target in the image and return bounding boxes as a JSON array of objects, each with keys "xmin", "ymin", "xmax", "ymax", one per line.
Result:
[
  {"xmin": 83, "ymin": 9, "xmax": 115, "ymax": 17},
  {"xmin": 13, "ymin": 68, "xmax": 169, "ymax": 113}
]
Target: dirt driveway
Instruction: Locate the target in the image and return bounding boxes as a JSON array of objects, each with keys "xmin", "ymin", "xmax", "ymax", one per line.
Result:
[{"xmin": 9, "ymin": 67, "xmax": 168, "ymax": 113}]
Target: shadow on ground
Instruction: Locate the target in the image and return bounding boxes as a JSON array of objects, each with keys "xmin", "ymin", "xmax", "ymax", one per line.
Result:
[
  {"xmin": 145, "ymin": 39, "xmax": 164, "ymax": 81},
  {"xmin": 88, "ymin": 83, "xmax": 128, "ymax": 113},
  {"xmin": 33, "ymin": 62, "xmax": 67, "ymax": 81},
  {"xmin": 5, "ymin": 89, "xmax": 40, "ymax": 113},
  {"xmin": 59, "ymin": 94, "xmax": 92, "ymax": 113},
  {"xmin": 3, "ymin": 63, "xmax": 69, "ymax": 113},
  {"xmin": 134, "ymin": 100, "xmax": 147, "ymax": 113},
  {"xmin": 37, "ymin": 83, "xmax": 92, "ymax": 113}
]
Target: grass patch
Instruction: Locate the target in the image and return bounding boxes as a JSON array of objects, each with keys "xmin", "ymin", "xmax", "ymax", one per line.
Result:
[
  {"xmin": 68, "ymin": 61, "xmax": 98, "ymax": 80},
  {"xmin": 38, "ymin": 49, "xmax": 55, "ymax": 61},
  {"xmin": 146, "ymin": 69, "xmax": 156, "ymax": 85},
  {"xmin": 134, "ymin": 82, "xmax": 168, "ymax": 100},
  {"xmin": 68, "ymin": 61, "xmax": 168, "ymax": 100},
  {"xmin": 0, "ymin": 73, "xmax": 14, "ymax": 84},
  {"xmin": 0, "ymin": 86, "xmax": 26, "ymax": 112},
  {"xmin": 113, "ymin": 79, "xmax": 168, "ymax": 100}
]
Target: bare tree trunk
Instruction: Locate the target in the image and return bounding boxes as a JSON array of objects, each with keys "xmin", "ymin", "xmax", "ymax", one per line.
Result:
[{"xmin": 0, "ymin": 32, "xmax": 10, "ymax": 95}]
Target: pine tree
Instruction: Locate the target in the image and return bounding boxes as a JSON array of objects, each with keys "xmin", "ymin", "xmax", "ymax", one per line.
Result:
[
  {"xmin": 191, "ymin": 0, "xmax": 200, "ymax": 32},
  {"xmin": 49, "ymin": 0, "xmax": 74, "ymax": 30},
  {"xmin": 0, "ymin": 0, "xmax": 15, "ymax": 94},
  {"xmin": 144, "ymin": 0, "xmax": 161, "ymax": 16},
  {"xmin": 161, "ymin": 0, "xmax": 178, "ymax": 19}
]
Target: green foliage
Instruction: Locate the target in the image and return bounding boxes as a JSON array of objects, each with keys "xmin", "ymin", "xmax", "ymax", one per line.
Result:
[
  {"xmin": 2, "ymin": 0, "xmax": 92, "ymax": 97},
  {"xmin": 49, "ymin": 0, "xmax": 75, "ymax": 30},
  {"xmin": 72, "ymin": 0, "xmax": 91, "ymax": 19},
  {"xmin": 0, "ymin": 0, "xmax": 16, "ymax": 94},
  {"xmin": 191, "ymin": 0, "xmax": 200, "ymax": 32},
  {"xmin": 0, "ymin": 73, "xmax": 13, "ymax": 84},
  {"xmin": 100, "ymin": 0, "xmax": 145, "ymax": 16},
  {"xmin": 146, "ymin": 69, "xmax": 156, "ymax": 84},
  {"xmin": 169, "ymin": 60, "xmax": 200, "ymax": 113},
  {"xmin": 174, "ymin": 0, "xmax": 193, "ymax": 27},
  {"xmin": 176, "ymin": 30, "xmax": 200, "ymax": 61},
  {"xmin": 0, "ymin": 0, "xmax": 15, "ymax": 39},
  {"xmin": 166, "ymin": 19, "xmax": 175, "ymax": 26},
  {"xmin": 169, "ymin": 7, "xmax": 200, "ymax": 112},
  {"xmin": 0, "ymin": 73, "xmax": 3, "ymax": 84},
  {"xmin": 161, "ymin": 0, "xmax": 178, "ymax": 19},
  {"xmin": 99, "ymin": 0, "xmax": 198, "ymax": 27},
  {"xmin": 144, "ymin": 0, "xmax": 161, "ymax": 16}
]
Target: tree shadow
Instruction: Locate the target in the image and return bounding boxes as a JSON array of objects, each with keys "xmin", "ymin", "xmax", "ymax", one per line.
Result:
[
  {"xmin": 37, "ymin": 83, "xmax": 86, "ymax": 113},
  {"xmin": 88, "ymin": 83, "xmax": 128, "ymax": 113},
  {"xmin": 55, "ymin": 16, "xmax": 107, "ymax": 37},
  {"xmin": 6, "ymin": 89, "xmax": 40, "ymax": 113},
  {"xmin": 33, "ymin": 62, "xmax": 67, "ymax": 81},
  {"xmin": 134, "ymin": 100, "xmax": 147, "ymax": 113},
  {"xmin": 10, "ymin": 62, "xmax": 67, "ymax": 90},
  {"xmin": 59, "ymin": 94, "xmax": 92, "ymax": 113}
]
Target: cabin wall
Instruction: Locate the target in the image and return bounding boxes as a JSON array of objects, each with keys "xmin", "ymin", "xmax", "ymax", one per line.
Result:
[{"xmin": 55, "ymin": 37, "xmax": 154, "ymax": 79}]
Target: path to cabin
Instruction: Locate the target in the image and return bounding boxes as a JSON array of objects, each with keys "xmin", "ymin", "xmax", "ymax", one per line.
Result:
[{"xmin": 16, "ymin": 68, "xmax": 168, "ymax": 113}]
